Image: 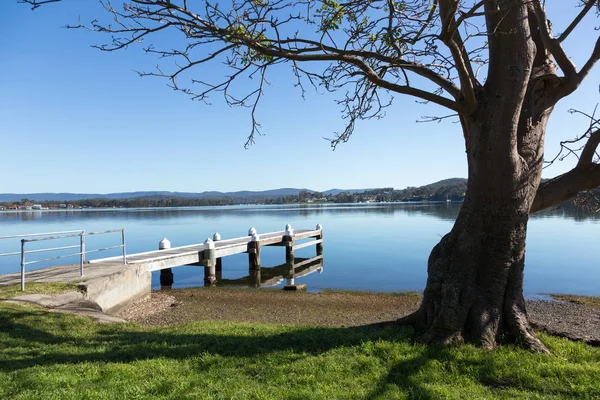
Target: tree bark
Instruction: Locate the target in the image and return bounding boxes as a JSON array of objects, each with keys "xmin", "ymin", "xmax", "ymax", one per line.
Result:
[
  {"xmin": 404, "ymin": 96, "xmax": 554, "ymax": 351},
  {"xmin": 400, "ymin": 2, "xmax": 562, "ymax": 352}
]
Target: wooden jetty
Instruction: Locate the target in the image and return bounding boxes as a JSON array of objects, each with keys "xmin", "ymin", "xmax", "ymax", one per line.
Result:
[{"xmin": 91, "ymin": 224, "xmax": 323, "ymax": 287}]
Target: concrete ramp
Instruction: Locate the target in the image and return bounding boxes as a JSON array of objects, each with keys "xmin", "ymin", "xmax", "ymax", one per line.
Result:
[{"xmin": 1, "ymin": 262, "xmax": 151, "ymax": 315}]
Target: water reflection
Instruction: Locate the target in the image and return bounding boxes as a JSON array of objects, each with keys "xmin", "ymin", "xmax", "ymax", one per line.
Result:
[
  {"xmin": 2, "ymin": 203, "xmax": 599, "ymax": 296},
  {"xmin": 159, "ymin": 256, "xmax": 324, "ymax": 290},
  {"xmin": 2, "ymin": 203, "xmax": 596, "ymax": 224}
]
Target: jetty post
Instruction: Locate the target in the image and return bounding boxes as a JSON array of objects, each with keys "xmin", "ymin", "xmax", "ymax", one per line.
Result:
[
  {"xmin": 316, "ymin": 223, "xmax": 323, "ymax": 257},
  {"xmin": 248, "ymin": 228, "xmax": 261, "ymax": 287},
  {"xmin": 159, "ymin": 238, "xmax": 174, "ymax": 289},
  {"xmin": 284, "ymin": 224, "xmax": 295, "ymax": 285},
  {"xmin": 203, "ymin": 238, "xmax": 217, "ymax": 285},
  {"xmin": 213, "ymin": 232, "xmax": 222, "ymax": 281}
]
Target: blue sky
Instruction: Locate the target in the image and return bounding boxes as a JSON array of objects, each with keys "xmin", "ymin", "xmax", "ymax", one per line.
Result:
[{"xmin": 1, "ymin": 1, "xmax": 598, "ymax": 193}]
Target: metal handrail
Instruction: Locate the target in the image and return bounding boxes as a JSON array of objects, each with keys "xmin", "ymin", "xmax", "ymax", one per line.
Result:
[
  {"xmin": 0, "ymin": 230, "xmax": 84, "ymax": 240},
  {"xmin": 23, "ymin": 251, "xmax": 85, "ymax": 266},
  {"xmin": 0, "ymin": 251, "xmax": 22, "ymax": 258},
  {"xmin": 21, "ymin": 244, "xmax": 81, "ymax": 255},
  {"xmin": 22, "ymin": 233, "xmax": 84, "ymax": 243},
  {"xmin": 84, "ymin": 245, "xmax": 126, "ymax": 255},
  {"xmin": 0, "ymin": 228, "xmax": 127, "ymax": 291},
  {"xmin": 0, "ymin": 231, "xmax": 85, "ymax": 259}
]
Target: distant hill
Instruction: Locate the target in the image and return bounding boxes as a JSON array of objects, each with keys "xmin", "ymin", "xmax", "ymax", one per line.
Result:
[
  {"xmin": 419, "ymin": 178, "xmax": 467, "ymax": 190},
  {"xmin": 0, "ymin": 188, "xmax": 317, "ymax": 202},
  {"xmin": 0, "ymin": 180, "xmax": 463, "ymax": 203}
]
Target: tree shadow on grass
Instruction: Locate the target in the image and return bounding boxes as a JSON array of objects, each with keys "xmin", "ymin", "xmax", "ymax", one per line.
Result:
[
  {"xmin": 0, "ymin": 309, "xmax": 76, "ymax": 346},
  {"xmin": 0, "ymin": 308, "xmax": 410, "ymax": 369},
  {"xmin": 0, "ymin": 306, "xmax": 596, "ymax": 399},
  {"xmin": 364, "ymin": 345, "xmax": 597, "ymax": 399}
]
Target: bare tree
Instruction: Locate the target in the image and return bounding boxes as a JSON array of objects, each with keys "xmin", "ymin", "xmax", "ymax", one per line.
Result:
[{"xmin": 21, "ymin": 0, "xmax": 600, "ymax": 352}]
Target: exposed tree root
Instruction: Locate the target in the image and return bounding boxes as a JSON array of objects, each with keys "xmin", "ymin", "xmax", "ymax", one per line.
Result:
[{"xmin": 397, "ymin": 306, "xmax": 550, "ymax": 353}]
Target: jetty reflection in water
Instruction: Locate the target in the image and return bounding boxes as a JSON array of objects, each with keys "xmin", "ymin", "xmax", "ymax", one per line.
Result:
[{"xmin": 159, "ymin": 255, "xmax": 324, "ymax": 289}]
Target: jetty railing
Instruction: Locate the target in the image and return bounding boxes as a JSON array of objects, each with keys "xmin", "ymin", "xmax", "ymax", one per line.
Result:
[{"xmin": 0, "ymin": 229, "xmax": 126, "ymax": 291}]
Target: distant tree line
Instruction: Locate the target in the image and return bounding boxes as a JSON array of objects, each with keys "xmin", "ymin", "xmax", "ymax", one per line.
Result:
[
  {"xmin": 2, "ymin": 179, "xmax": 597, "ymax": 212},
  {"xmin": 1, "ymin": 180, "xmax": 468, "ymax": 208}
]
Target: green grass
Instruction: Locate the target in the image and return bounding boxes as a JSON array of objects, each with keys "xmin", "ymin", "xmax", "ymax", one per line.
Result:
[
  {"xmin": 0, "ymin": 303, "xmax": 598, "ymax": 399},
  {"xmin": 0, "ymin": 283, "xmax": 81, "ymax": 300},
  {"xmin": 551, "ymin": 294, "xmax": 600, "ymax": 309}
]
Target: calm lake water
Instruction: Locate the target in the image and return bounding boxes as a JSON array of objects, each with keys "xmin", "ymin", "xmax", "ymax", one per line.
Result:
[{"xmin": 0, "ymin": 203, "xmax": 598, "ymax": 296}]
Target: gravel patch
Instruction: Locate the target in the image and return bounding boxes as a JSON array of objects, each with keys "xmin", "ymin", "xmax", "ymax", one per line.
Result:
[
  {"xmin": 527, "ymin": 300, "xmax": 600, "ymax": 346},
  {"xmin": 117, "ymin": 291, "xmax": 177, "ymax": 321},
  {"xmin": 118, "ymin": 288, "xmax": 600, "ymax": 346},
  {"xmin": 121, "ymin": 288, "xmax": 420, "ymax": 328}
]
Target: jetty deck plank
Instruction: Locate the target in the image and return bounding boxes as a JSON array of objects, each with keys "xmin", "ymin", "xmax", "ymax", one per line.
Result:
[{"xmin": 90, "ymin": 229, "xmax": 322, "ymax": 272}]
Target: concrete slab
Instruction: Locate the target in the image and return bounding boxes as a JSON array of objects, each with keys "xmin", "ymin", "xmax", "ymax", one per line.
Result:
[
  {"xmin": 0, "ymin": 263, "xmax": 129, "ymax": 286},
  {"xmin": 1, "ymin": 262, "xmax": 151, "ymax": 317},
  {"xmin": 82, "ymin": 263, "xmax": 151, "ymax": 314},
  {"xmin": 54, "ymin": 301, "xmax": 126, "ymax": 324},
  {"xmin": 7, "ymin": 291, "xmax": 84, "ymax": 308}
]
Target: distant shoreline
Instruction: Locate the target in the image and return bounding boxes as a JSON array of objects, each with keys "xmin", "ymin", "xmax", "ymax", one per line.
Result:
[{"xmin": 0, "ymin": 200, "xmax": 461, "ymax": 212}]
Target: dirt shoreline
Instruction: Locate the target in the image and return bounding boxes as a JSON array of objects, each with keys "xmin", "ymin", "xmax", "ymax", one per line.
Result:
[{"xmin": 118, "ymin": 288, "xmax": 600, "ymax": 346}]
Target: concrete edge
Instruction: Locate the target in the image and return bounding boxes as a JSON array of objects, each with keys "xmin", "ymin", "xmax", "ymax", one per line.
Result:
[
  {"xmin": 77, "ymin": 263, "xmax": 151, "ymax": 315},
  {"xmin": 2, "ymin": 263, "xmax": 152, "ymax": 323}
]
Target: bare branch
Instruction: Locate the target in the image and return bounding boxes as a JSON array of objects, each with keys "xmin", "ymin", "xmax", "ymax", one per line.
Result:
[
  {"xmin": 534, "ymin": 106, "xmax": 600, "ymax": 212},
  {"xmin": 558, "ymin": 0, "xmax": 596, "ymax": 43},
  {"xmin": 531, "ymin": 0, "xmax": 577, "ymax": 79},
  {"xmin": 578, "ymin": 128, "xmax": 600, "ymax": 168},
  {"xmin": 545, "ymin": 106, "xmax": 600, "ymax": 169},
  {"xmin": 438, "ymin": 0, "xmax": 478, "ymax": 113},
  {"xmin": 416, "ymin": 113, "xmax": 459, "ymax": 123},
  {"xmin": 18, "ymin": 0, "xmax": 60, "ymax": 10},
  {"xmin": 57, "ymin": 0, "xmax": 484, "ymax": 146},
  {"xmin": 531, "ymin": 164, "xmax": 600, "ymax": 213},
  {"xmin": 575, "ymin": 37, "xmax": 600, "ymax": 88}
]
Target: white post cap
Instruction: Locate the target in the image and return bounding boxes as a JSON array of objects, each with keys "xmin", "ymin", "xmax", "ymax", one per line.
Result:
[
  {"xmin": 251, "ymin": 233, "xmax": 260, "ymax": 241},
  {"xmin": 213, "ymin": 232, "xmax": 221, "ymax": 241},
  {"xmin": 204, "ymin": 238, "xmax": 215, "ymax": 249},
  {"xmin": 285, "ymin": 223, "xmax": 294, "ymax": 236},
  {"xmin": 248, "ymin": 227, "xmax": 257, "ymax": 236},
  {"xmin": 159, "ymin": 238, "xmax": 171, "ymax": 250},
  {"xmin": 316, "ymin": 223, "xmax": 323, "ymax": 230}
]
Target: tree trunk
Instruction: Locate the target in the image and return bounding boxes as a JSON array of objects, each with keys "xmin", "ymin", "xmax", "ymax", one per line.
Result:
[
  {"xmin": 406, "ymin": 83, "xmax": 560, "ymax": 350},
  {"xmin": 399, "ymin": 1, "xmax": 564, "ymax": 352},
  {"xmin": 404, "ymin": 96, "xmax": 553, "ymax": 351}
]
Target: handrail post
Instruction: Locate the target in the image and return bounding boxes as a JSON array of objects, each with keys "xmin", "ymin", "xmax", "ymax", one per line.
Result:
[
  {"xmin": 80, "ymin": 231, "xmax": 85, "ymax": 277},
  {"xmin": 121, "ymin": 229, "xmax": 126, "ymax": 264},
  {"xmin": 20, "ymin": 239, "xmax": 25, "ymax": 291}
]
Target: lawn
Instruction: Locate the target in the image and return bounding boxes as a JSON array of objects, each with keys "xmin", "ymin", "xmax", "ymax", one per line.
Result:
[
  {"xmin": 0, "ymin": 282, "xmax": 81, "ymax": 301},
  {"xmin": 0, "ymin": 302, "xmax": 598, "ymax": 399}
]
